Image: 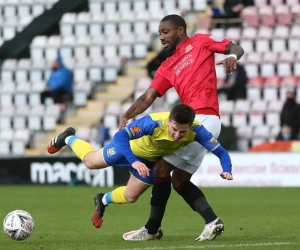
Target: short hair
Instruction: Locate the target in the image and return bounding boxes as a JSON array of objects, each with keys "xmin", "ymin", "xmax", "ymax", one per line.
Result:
[
  {"xmin": 160, "ymin": 14, "xmax": 187, "ymax": 33},
  {"xmin": 169, "ymin": 104, "xmax": 195, "ymax": 125}
]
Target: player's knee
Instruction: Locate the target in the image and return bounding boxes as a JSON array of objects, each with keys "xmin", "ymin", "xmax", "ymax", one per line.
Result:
[
  {"xmin": 153, "ymin": 158, "xmax": 175, "ymax": 178},
  {"xmin": 124, "ymin": 195, "xmax": 139, "ymax": 203},
  {"xmin": 83, "ymin": 157, "xmax": 98, "ymax": 169},
  {"xmin": 172, "ymin": 168, "xmax": 192, "ymax": 190}
]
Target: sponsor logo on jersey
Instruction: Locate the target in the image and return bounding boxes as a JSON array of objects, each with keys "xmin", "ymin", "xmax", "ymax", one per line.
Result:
[
  {"xmin": 130, "ymin": 126, "xmax": 141, "ymax": 136},
  {"xmin": 185, "ymin": 44, "xmax": 193, "ymax": 53},
  {"xmin": 209, "ymin": 35, "xmax": 224, "ymax": 42}
]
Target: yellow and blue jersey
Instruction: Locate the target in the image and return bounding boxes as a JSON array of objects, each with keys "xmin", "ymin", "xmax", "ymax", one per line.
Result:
[
  {"xmin": 126, "ymin": 112, "xmax": 213, "ymax": 162},
  {"xmin": 103, "ymin": 112, "xmax": 231, "ymax": 185}
]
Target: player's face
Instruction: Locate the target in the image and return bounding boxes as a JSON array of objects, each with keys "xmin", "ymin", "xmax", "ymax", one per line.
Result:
[
  {"xmin": 159, "ymin": 21, "xmax": 181, "ymax": 51},
  {"xmin": 167, "ymin": 119, "xmax": 190, "ymax": 141}
]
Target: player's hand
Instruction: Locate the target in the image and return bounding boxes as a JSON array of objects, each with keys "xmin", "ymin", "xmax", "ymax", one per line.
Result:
[
  {"xmin": 216, "ymin": 57, "xmax": 237, "ymax": 74},
  {"xmin": 220, "ymin": 172, "xmax": 233, "ymax": 180},
  {"xmin": 132, "ymin": 161, "xmax": 150, "ymax": 178},
  {"xmin": 119, "ymin": 116, "xmax": 128, "ymax": 129}
]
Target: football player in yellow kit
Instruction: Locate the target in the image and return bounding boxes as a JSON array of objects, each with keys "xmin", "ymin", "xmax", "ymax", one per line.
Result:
[{"xmin": 47, "ymin": 104, "xmax": 232, "ymax": 230}]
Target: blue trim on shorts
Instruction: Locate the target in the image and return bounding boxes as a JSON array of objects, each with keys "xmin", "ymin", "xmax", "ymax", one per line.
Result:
[{"xmin": 103, "ymin": 142, "xmax": 155, "ymax": 185}]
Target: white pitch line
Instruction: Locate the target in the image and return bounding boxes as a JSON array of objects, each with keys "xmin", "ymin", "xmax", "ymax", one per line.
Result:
[{"xmin": 117, "ymin": 242, "xmax": 297, "ymax": 250}]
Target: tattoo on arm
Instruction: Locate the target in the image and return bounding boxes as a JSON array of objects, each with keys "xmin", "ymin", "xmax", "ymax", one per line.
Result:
[{"xmin": 122, "ymin": 90, "xmax": 158, "ymax": 119}]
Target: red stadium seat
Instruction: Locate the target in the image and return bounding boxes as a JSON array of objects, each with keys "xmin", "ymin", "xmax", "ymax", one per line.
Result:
[
  {"xmin": 275, "ymin": 5, "xmax": 292, "ymax": 26},
  {"xmin": 259, "ymin": 5, "xmax": 276, "ymax": 27},
  {"xmin": 264, "ymin": 76, "xmax": 281, "ymax": 87},
  {"xmin": 241, "ymin": 7, "xmax": 260, "ymax": 28}
]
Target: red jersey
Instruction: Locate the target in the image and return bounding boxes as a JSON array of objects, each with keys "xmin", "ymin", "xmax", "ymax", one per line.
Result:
[{"xmin": 149, "ymin": 33, "xmax": 231, "ymax": 116}]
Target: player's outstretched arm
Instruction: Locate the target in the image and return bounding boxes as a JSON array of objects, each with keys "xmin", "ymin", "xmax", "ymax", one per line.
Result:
[
  {"xmin": 216, "ymin": 42, "xmax": 244, "ymax": 74},
  {"xmin": 119, "ymin": 88, "xmax": 159, "ymax": 129},
  {"xmin": 193, "ymin": 125, "xmax": 233, "ymax": 180}
]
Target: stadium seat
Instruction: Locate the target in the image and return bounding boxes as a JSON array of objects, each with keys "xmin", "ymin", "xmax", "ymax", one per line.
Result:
[
  {"xmin": 178, "ymin": 0, "xmax": 192, "ymax": 11},
  {"xmin": 32, "ymin": 3, "xmax": 45, "ymax": 17},
  {"xmin": 234, "ymin": 100, "xmax": 251, "ymax": 113},
  {"xmin": 278, "ymin": 51, "xmax": 295, "ymax": 63},
  {"xmin": 277, "ymin": 63, "xmax": 292, "ymax": 77},
  {"xmin": 239, "ymin": 40, "xmax": 254, "ymax": 53},
  {"xmin": 267, "ymin": 100, "xmax": 284, "ymax": 112},
  {"xmin": 260, "ymin": 63, "xmax": 275, "ymax": 78},
  {"xmin": 263, "ymin": 87, "xmax": 278, "ymax": 101},
  {"xmin": 270, "ymin": 125, "xmax": 280, "ymax": 138},
  {"xmin": 103, "ymin": 114, "xmax": 118, "ymax": 128},
  {"xmin": 60, "ymin": 13, "xmax": 76, "ymax": 36},
  {"xmin": 247, "ymin": 85, "xmax": 261, "ymax": 101},
  {"xmin": 247, "ymin": 52, "xmax": 262, "ymax": 64},
  {"xmin": 28, "ymin": 114, "xmax": 42, "ymax": 131},
  {"xmin": 163, "ymin": 0, "xmax": 177, "ymax": 12},
  {"xmin": 237, "ymin": 138, "xmax": 249, "ymax": 152},
  {"xmin": 17, "ymin": 4, "xmax": 30, "ymax": 18},
  {"xmin": 244, "ymin": 64, "xmax": 259, "ymax": 78},
  {"xmin": 3, "ymin": 5, "xmax": 17, "ymax": 19},
  {"xmin": 257, "ymin": 26, "xmax": 273, "ymax": 39},
  {"xmin": 253, "ymin": 125, "xmax": 270, "ymax": 139},
  {"xmin": 251, "ymin": 100, "xmax": 267, "ymax": 113},
  {"xmin": 241, "ymin": 6, "xmax": 259, "ymax": 28},
  {"xmin": 133, "ymin": 43, "xmax": 147, "ymax": 58},
  {"xmin": 270, "ymin": 0, "xmax": 283, "ymax": 5},
  {"xmin": 0, "ymin": 139, "xmax": 10, "ymax": 155},
  {"xmin": 193, "ymin": 0, "xmax": 207, "ymax": 11},
  {"xmin": 255, "ymin": 39, "xmax": 270, "ymax": 53},
  {"xmin": 219, "ymin": 113, "xmax": 231, "ymax": 126},
  {"xmin": 259, "ymin": 5, "xmax": 276, "ymax": 27},
  {"xmin": 236, "ymin": 125, "xmax": 253, "ymax": 140},
  {"xmin": 89, "ymin": 1, "xmax": 101, "ymax": 15},
  {"xmin": 266, "ymin": 112, "xmax": 280, "ymax": 126},
  {"xmin": 286, "ymin": 0, "xmax": 299, "ymax": 6},
  {"xmin": 232, "ymin": 113, "xmax": 247, "ymax": 127},
  {"xmin": 219, "ymin": 100, "xmax": 234, "ymax": 114},
  {"xmin": 293, "ymin": 62, "xmax": 300, "ymax": 77},
  {"xmin": 279, "ymin": 85, "xmax": 295, "ymax": 100},
  {"xmin": 290, "ymin": 25, "xmax": 300, "ymax": 38},
  {"xmin": 288, "ymin": 39, "xmax": 300, "ymax": 52},
  {"xmin": 271, "ymin": 39, "xmax": 286, "ymax": 53},
  {"xmin": 0, "ymin": 115, "xmax": 11, "ymax": 130},
  {"xmin": 249, "ymin": 112, "xmax": 264, "ymax": 126},
  {"xmin": 11, "ymin": 140, "xmax": 26, "ymax": 155},
  {"xmin": 241, "ymin": 27, "xmax": 257, "ymax": 40},
  {"xmin": 105, "ymin": 102, "xmax": 122, "ymax": 115},
  {"xmin": 276, "ymin": 6, "xmax": 292, "ymax": 26}
]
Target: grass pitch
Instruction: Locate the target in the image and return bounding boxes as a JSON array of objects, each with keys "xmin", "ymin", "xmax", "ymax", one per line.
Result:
[{"xmin": 0, "ymin": 186, "xmax": 299, "ymax": 250}]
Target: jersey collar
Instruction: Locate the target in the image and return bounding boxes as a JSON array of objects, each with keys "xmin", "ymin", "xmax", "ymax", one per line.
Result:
[{"xmin": 173, "ymin": 37, "xmax": 190, "ymax": 54}]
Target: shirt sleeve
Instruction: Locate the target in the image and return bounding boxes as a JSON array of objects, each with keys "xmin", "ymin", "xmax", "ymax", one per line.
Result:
[
  {"xmin": 149, "ymin": 66, "xmax": 173, "ymax": 97},
  {"xmin": 196, "ymin": 33, "xmax": 231, "ymax": 54},
  {"xmin": 111, "ymin": 115, "xmax": 158, "ymax": 164},
  {"xmin": 192, "ymin": 125, "xmax": 232, "ymax": 173}
]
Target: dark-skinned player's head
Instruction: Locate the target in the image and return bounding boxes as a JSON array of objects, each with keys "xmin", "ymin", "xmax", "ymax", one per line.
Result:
[
  {"xmin": 159, "ymin": 14, "xmax": 187, "ymax": 51},
  {"xmin": 167, "ymin": 104, "xmax": 195, "ymax": 141}
]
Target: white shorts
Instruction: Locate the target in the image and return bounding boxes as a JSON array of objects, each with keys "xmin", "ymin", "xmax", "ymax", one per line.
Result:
[{"xmin": 162, "ymin": 114, "xmax": 221, "ymax": 174}]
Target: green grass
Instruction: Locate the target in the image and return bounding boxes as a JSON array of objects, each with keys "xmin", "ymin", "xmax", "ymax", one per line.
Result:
[{"xmin": 0, "ymin": 186, "xmax": 299, "ymax": 250}]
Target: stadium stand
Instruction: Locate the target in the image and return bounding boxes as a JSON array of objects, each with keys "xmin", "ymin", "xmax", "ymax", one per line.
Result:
[{"xmin": 0, "ymin": 0, "xmax": 299, "ymax": 155}]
